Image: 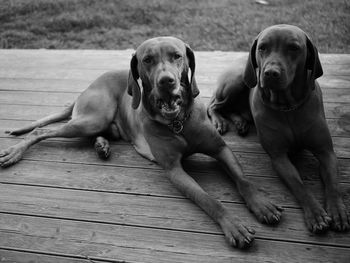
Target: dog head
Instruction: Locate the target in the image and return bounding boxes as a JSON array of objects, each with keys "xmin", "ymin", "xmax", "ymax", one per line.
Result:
[
  {"xmin": 127, "ymin": 37, "xmax": 199, "ymax": 122},
  {"xmin": 243, "ymin": 24, "xmax": 323, "ymax": 105}
]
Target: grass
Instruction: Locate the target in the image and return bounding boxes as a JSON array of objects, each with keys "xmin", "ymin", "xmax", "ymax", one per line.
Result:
[{"xmin": 0, "ymin": 0, "xmax": 349, "ymax": 53}]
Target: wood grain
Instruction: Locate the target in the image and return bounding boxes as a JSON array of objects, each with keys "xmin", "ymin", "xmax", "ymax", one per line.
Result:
[
  {"xmin": 1, "ymin": 183, "xmax": 349, "ymax": 246},
  {"xmin": 0, "ymin": 50, "xmax": 349, "ymax": 263},
  {"xmin": 1, "ymin": 213, "xmax": 349, "ymax": 263},
  {"xmin": 0, "ymin": 249, "xmax": 92, "ymax": 263},
  {"xmin": 0, "ymin": 136, "xmax": 349, "ymax": 182}
]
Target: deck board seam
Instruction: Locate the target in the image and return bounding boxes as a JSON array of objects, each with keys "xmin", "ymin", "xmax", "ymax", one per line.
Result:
[
  {"xmin": 1, "ymin": 86, "xmax": 349, "ymax": 93},
  {"xmin": 1, "ymin": 211, "xmax": 349, "ymax": 249},
  {"xmin": 2, "ymin": 133, "xmax": 350, "ymax": 148},
  {"xmin": 0, "ymin": 181, "xmax": 338, "ymax": 210},
  {"xmin": 1, "ymin": 155, "xmax": 350, "ymax": 182},
  {"xmin": 0, "ymin": 247, "xmax": 130, "ymax": 263},
  {"xmin": 2, "ymin": 101, "xmax": 350, "ymax": 108},
  {"xmin": 1, "ymin": 156, "xmax": 350, "ymax": 183},
  {"xmin": 2, "ymin": 136, "xmax": 350, "ymax": 156}
]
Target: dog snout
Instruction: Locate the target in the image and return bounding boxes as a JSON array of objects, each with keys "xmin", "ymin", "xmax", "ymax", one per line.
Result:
[
  {"xmin": 261, "ymin": 62, "xmax": 287, "ymax": 90},
  {"xmin": 157, "ymin": 72, "xmax": 176, "ymax": 88},
  {"xmin": 264, "ymin": 66, "xmax": 281, "ymax": 79}
]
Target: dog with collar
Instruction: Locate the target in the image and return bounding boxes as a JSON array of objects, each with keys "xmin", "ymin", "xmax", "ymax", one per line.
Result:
[
  {"xmin": 208, "ymin": 25, "xmax": 349, "ymax": 233},
  {"xmin": 0, "ymin": 37, "xmax": 283, "ymax": 248}
]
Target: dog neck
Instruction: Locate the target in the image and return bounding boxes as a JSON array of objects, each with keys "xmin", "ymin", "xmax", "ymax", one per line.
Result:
[
  {"xmin": 141, "ymin": 98, "xmax": 193, "ymax": 134},
  {"xmin": 167, "ymin": 110, "xmax": 191, "ymax": 134},
  {"xmin": 258, "ymin": 71, "xmax": 313, "ymax": 112},
  {"xmin": 259, "ymin": 89, "xmax": 312, "ymax": 112}
]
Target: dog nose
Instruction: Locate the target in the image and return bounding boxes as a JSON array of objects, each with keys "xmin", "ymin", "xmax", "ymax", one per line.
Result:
[
  {"xmin": 264, "ymin": 68, "xmax": 281, "ymax": 79},
  {"xmin": 158, "ymin": 74, "xmax": 175, "ymax": 87}
]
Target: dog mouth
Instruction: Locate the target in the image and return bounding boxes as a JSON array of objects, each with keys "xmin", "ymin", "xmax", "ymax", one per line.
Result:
[
  {"xmin": 156, "ymin": 97, "xmax": 183, "ymax": 120},
  {"xmin": 261, "ymin": 77, "xmax": 287, "ymax": 91}
]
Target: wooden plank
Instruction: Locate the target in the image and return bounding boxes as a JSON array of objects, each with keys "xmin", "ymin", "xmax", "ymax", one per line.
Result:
[
  {"xmin": 0, "ymin": 135, "xmax": 350, "ymax": 178},
  {"xmin": 318, "ymin": 77, "xmax": 350, "ymax": 90},
  {"xmin": 0, "ymin": 158, "xmax": 349, "ymax": 208},
  {"xmin": 0, "ymin": 213, "xmax": 349, "ymax": 263},
  {"xmin": 0, "ymin": 49, "xmax": 134, "ymax": 70},
  {"xmin": 0, "ymin": 90, "xmax": 78, "ymax": 107},
  {"xmin": 186, "ymin": 151, "xmax": 350, "ymax": 183},
  {"xmin": 0, "ymin": 104, "xmax": 65, "ymax": 121},
  {"xmin": 0, "ymin": 184, "xmax": 349, "ymax": 246},
  {"xmin": 0, "ymin": 116, "xmax": 348, "ymax": 139},
  {"xmin": 1, "ymin": 85, "xmax": 349, "ymax": 106},
  {"xmin": 0, "ymin": 249, "xmax": 92, "ymax": 263},
  {"xmin": 220, "ymin": 136, "xmax": 350, "ymax": 160},
  {"xmin": 0, "ymin": 68, "xmax": 106, "ymax": 82},
  {"xmin": 0, "ymin": 136, "xmax": 349, "ymax": 183},
  {"xmin": 319, "ymin": 54, "xmax": 350, "ymax": 65},
  {"xmin": 327, "ymin": 118, "xmax": 350, "ymax": 137},
  {"xmin": 0, "ymin": 66, "xmax": 348, "ymax": 84},
  {"xmin": 0, "ymin": 100, "xmax": 349, "ymax": 122},
  {"xmin": 0, "ymin": 47, "xmax": 335, "ymax": 67},
  {"xmin": 0, "ymin": 50, "xmax": 348, "ymax": 69},
  {"xmin": 222, "ymin": 134, "xmax": 350, "ymax": 159},
  {"xmin": 198, "ymin": 83, "xmax": 349, "ymax": 102},
  {"xmin": 1, "ymin": 122, "xmax": 349, "ymax": 157},
  {"xmin": 0, "ymin": 50, "xmax": 349, "ymax": 262},
  {"xmin": 0, "ymin": 75, "xmax": 349, "ymax": 94},
  {"xmin": 0, "ymin": 78, "xmax": 89, "ymax": 93},
  {"xmin": 0, "ymin": 52, "xmax": 348, "ymax": 86}
]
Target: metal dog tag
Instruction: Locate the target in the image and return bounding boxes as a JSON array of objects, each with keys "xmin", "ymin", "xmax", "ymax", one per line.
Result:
[{"xmin": 171, "ymin": 120, "xmax": 184, "ymax": 134}]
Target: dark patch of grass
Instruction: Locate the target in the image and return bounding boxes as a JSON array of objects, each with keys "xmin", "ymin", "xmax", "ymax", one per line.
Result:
[{"xmin": 0, "ymin": 0, "xmax": 349, "ymax": 52}]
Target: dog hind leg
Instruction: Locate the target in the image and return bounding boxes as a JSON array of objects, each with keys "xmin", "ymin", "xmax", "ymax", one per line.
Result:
[
  {"xmin": 7, "ymin": 104, "xmax": 74, "ymax": 136},
  {"xmin": 0, "ymin": 116, "xmax": 109, "ymax": 167}
]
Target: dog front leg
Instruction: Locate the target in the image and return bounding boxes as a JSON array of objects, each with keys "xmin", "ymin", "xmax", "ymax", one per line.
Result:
[
  {"xmin": 271, "ymin": 154, "xmax": 332, "ymax": 233},
  {"xmin": 313, "ymin": 150, "xmax": 349, "ymax": 231},
  {"xmin": 166, "ymin": 163, "xmax": 255, "ymax": 249},
  {"xmin": 211, "ymin": 146, "xmax": 283, "ymax": 225}
]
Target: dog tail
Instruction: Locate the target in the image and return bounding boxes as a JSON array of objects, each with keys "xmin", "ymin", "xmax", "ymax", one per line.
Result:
[{"xmin": 6, "ymin": 103, "xmax": 75, "ymax": 136}]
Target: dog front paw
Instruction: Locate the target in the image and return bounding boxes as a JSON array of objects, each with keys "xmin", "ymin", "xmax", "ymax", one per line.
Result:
[
  {"xmin": 219, "ymin": 214, "xmax": 255, "ymax": 249},
  {"xmin": 229, "ymin": 114, "xmax": 250, "ymax": 137},
  {"xmin": 304, "ymin": 202, "xmax": 331, "ymax": 233},
  {"xmin": 241, "ymin": 185, "xmax": 283, "ymax": 225},
  {"xmin": 234, "ymin": 119, "xmax": 250, "ymax": 137},
  {"xmin": 326, "ymin": 196, "xmax": 350, "ymax": 232},
  {"xmin": 210, "ymin": 113, "xmax": 229, "ymax": 135}
]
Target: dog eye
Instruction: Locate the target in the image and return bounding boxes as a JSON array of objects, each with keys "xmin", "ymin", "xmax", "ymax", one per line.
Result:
[
  {"xmin": 258, "ymin": 44, "xmax": 267, "ymax": 52},
  {"xmin": 174, "ymin": 53, "xmax": 182, "ymax": 60},
  {"xmin": 288, "ymin": 44, "xmax": 300, "ymax": 52},
  {"xmin": 143, "ymin": 56, "xmax": 152, "ymax": 64}
]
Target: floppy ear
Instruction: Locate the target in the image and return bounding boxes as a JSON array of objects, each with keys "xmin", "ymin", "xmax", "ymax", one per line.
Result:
[
  {"xmin": 306, "ymin": 35, "xmax": 323, "ymax": 89},
  {"xmin": 185, "ymin": 45, "xmax": 200, "ymax": 98},
  {"xmin": 243, "ymin": 37, "xmax": 259, "ymax": 88},
  {"xmin": 127, "ymin": 54, "xmax": 141, "ymax": 109}
]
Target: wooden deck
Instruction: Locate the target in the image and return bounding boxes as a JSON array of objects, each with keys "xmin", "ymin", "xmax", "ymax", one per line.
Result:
[{"xmin": 0, "ymin": 49, "xmax": 349, "ymax": 263}]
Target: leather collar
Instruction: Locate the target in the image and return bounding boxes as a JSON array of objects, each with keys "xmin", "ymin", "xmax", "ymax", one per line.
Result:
[
  {"xmin": 259, "ymin": 87, "xmax": 312, "ymax": 112},
  {"xmin": 167, "ymin": 111, "xmax": 191, "ymax": 134}
]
